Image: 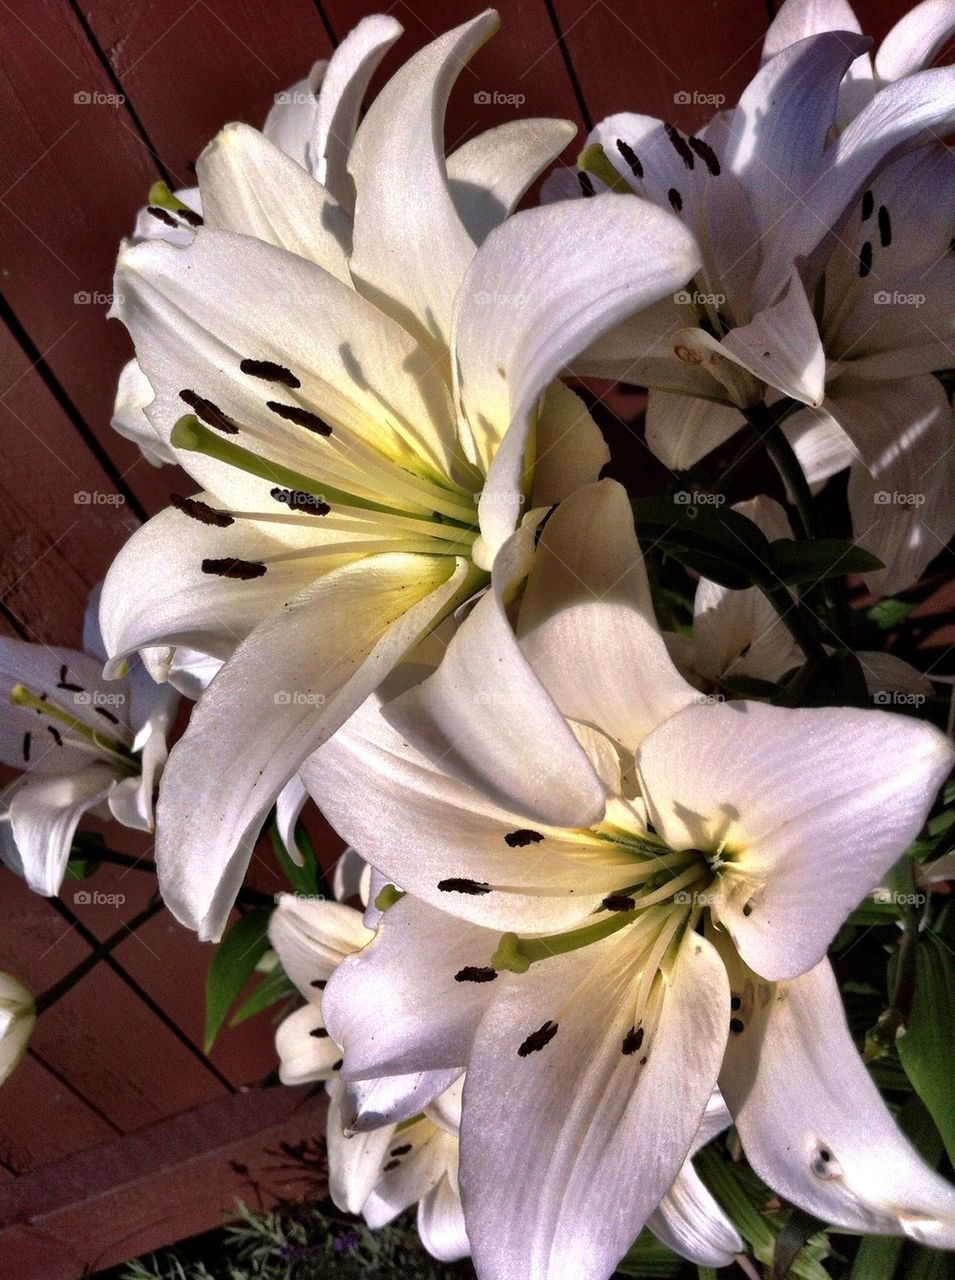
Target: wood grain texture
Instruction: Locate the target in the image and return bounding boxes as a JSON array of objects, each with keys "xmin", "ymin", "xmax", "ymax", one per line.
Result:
[{"xmin": 0, "ymin": 1085, "xmax": 328, "ymax": 1277}]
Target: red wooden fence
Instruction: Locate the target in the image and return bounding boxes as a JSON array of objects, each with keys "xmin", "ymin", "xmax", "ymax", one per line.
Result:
[{"xmin": 0, "ymin": 0, "xmax": 941, "ymax": 1275}]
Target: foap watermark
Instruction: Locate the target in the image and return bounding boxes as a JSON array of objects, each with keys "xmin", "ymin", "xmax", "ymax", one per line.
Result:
[
  {"xmin": 474, "ymin": 90, "xmax": 525, "ymax": 107},
  {"xmin": 73, "ymin": 690, "xmax": 126, "ymax": 709},
  {"xmin": 873, "ymin": 690, "xmax": 926, "ymax": 708},
  {"xmin": 473, "ymin": 690, "xmax": 513, "ymax": 708},
  {"xmin": 276, "ymin": 892, "xmax": 326, "ymax": 902},
  {"xmin": 74, "ymin": 890, "xmax": 126, "ymax": 906},
  {"xmin": 873, "ymin": 888, "xmax": 926, "ymax": 907},
  {"xmin": 274, "ymin": 691, "xmax": 327, "ymax": 706},
  {"xmin": 274, "ymin": 90, "xmax": 318, "ymax": 106},
  {"xmin": 471, "ymin": 289, "xmax": 527, "ymax": 307},
  {"xmin": 874, "ymin": 490, "xmax": 925, "ymax": 507},
  {"xmin": 473, "ymin": 490, "xmax": 525, "ymax": 507},
  {"xmin": 673, "ymin": 90, "xmax": 725, "ymax": 108},
  {"xmin": 673, "ymin": 490, "xmax": 725, "ymax": 506},
  {"xmin": 270, "ymin": 488, "xmax": 329, "ymax": 513},
  {"xmin": 74, "ymin": 90, "xmax": 125, "ymax": 107},
  {"xmin": 873, "ymin": 290, "xmax": 925, "ymax": 308},
  {"xmin": 74, "ymin": 490, "xmax": 126, "ymax": 506},
  {"xmin": 674, "ymin": 890, "xmax": 719, "ymax": 906},
  {"xmin": 74, "ymin": 291, "xmax": 124, "ymax": 307},
  {"xmin": 674, "ymin": 289, "xmax": 725, "ymax": 308},
  {"xmin": 693, "ymin": 692, "xmax": 725, "ymax": 706}
]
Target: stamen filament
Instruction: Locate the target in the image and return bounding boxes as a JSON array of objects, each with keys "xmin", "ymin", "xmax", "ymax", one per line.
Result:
[
  {"xmin": 11, "ymin": 684, "xmax": 137, "ymax": 773},
  {"xmin": 173, "ymin": 417, "xmax": 476, "ymax": 528}
]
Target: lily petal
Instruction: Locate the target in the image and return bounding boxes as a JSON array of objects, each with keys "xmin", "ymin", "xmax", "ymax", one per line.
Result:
[
  {"xmin": 3, "ymin": 765, "xmax": 116, "ymax": 896},
  {"xmin": 637, "ymin": 700, "xmax": 954, "ymax": 981},
  {"xmin": 876, "ymin": 0, "xmax": 955, "ymax": 82},
  {"xmin": 348, "ymin": 12, "xmax": 498, "ymax": 352},
  {"xmin": 326, "ymin": 1075, "xmax": 396, "ymax": 1214},
  {"xmin": 455, "ymin": 193, "xmax": 701, "ymax": 554},
  {"xmin": 383, "ymin": 515, "xmax": 607, "ymax": 828},
  {"xmin": 448, "ymin": 118, "xmax": 576, "ymax": 245},
  {"xmin": 460, "ymin": 932, "xmax": 729, "ymax": 1280},
  {"xmin": 720, "ymin": 952, "xmax": 955, "ymax": 1246},
  {"xmin": 156, "ymin": 553, "xmax": 469, "ymax": 940},
  {"xmin": 197, "ymin": 124, "xmax": 350, "ymax": 280},
  {"xmin": 517, "ymin": 480, "xmax": 697, "ymax": 756}
]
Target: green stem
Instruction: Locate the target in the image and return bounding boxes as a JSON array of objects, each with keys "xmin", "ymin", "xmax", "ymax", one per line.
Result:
[
  {"xmin": 743, "ymin": 400, "xmax": 822, "ymax": 542},
  {"xmin": 34, "ymin": 896, "xmax": 166, "ymax": 1015},
  {"xmin": 764, "ymin": 584, "xmax": 827, "ymax": 663}
]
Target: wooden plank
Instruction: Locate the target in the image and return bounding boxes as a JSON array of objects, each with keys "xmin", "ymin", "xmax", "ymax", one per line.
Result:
[
  {"xmin": 552, "ymin": 0, "xmax": 770, "ymax": 132},
  {"xmin": 0, "ymin": 868, "xmax": 226, "ymax": 1154},
  {"xmin": 0, "ymin": 0, "xmax": 180, "ymax": 516},
  {"xmin": 82, "ymin": 0, "xmax": 334, "ymax": 183},
  {"xmin": 0, "ymin": 1054, "xmax": 116, "ymax": 1174},
  {"xmin": 0, "ymin": 321, "xmax": 139, "ymax": 641},
  {"xmin": 0, "ymin": 1085, "xmax": 328, "ymax": 1278},
  {"xmin": 68, "ymin": 849, "xmax": 284, "ymax": 1088}
]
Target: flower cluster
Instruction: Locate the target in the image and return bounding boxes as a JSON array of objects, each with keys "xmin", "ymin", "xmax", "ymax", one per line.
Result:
[{"xmin": 6, "ymin": 2, "xmax": 955, "ymax": 1277}]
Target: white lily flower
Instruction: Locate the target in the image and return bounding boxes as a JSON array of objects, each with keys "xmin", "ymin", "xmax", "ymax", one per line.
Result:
[
  {"xmin": 271, "ymin": 883, "xmax": 738, "ymax": 1267},
  {"xmin": 99, "ymin": 11, "xmax": 701, "ymax": 941},
  {"xmin": 670, "ymin": 494, "xmax": 934, "ymax": 699},
  {"xmin": 553, "ymin": 22, "xmax": 955, "ymax": 593},
  {"xmin": 0, "ymin": 587, "xmax": 177, "ymax": 896},
  {"xmin": 0, "ymin": 973, "xmax": 35, "ymax": 1087},
  {"xmin": 308, "ymin": 480, "xmax": 955, "ymax": 1279},
  {"xmin": 268, "ymin": 889, "xmax": 469, "ymax": 1260}
]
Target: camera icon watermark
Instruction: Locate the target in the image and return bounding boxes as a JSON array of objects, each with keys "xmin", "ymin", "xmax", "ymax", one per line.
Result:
[
  {"xmin": 873, "ymin": 691, "xmax": 926, "ymax": 707},
  {"xmin": 873, "ymin": 290, "xmax": 925, "ymax": 307},
  {"xmin": 673, "ymin": 90, "xmax": 726, "ymax": 107},
  {"xmin": 274, "ymin": 90, "xmax": 317, "ymax": 105},
  {"xmin": 74, "ymin": 90, "xmax": 125, "ymax": 107},
  {"xmin": 873, "ymin": 491, "xmax": 925, "ymax": 507},
  {"xmin": 73, "ymin": 690, "xmax": 126, "ymax": 709},
  {"xmin": 674, "ymin": 490, "xmax": 725, "ymax": 506},
  {"xmin": 674, "ymin": 289, "xmax": 725, "ymax": 307},
  {"xmin": 74, "ymin": 491, "xmax": 126, "ymax": 506},
  {"xmin": 74, "ymin": 291, "xmax": 123, "ymax": 306},
  {"xmin": 872, "ymin": 888, "xmax": 926, "ymax": 907},
  {"xmin": 474, "ymin": 90, "xmax": 526, "ymax": 107}
]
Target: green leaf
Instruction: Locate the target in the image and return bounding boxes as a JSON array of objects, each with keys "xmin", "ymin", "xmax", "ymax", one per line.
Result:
[
  {"xmin": 695, "ymin": 1148, "xmax": 831, "ymax": 1280},
  {"xmin": 204, "ymin": 907, "xmax": 272, "ymax": 1052},
  {"xmin": 229, "ymin": 962, "xmax": 297, "ymax": 1027},
  {"xmin": 866, "ymin": 598, "xmax": 916, "ymax": 631},
  {"xmin": 772, "ymin": 1208, "xmax": 828, "ymax": 1279},
  {"xmin": 849, "ymin": 1233, "xmax": 904, "ymax": 1280},
  {"xmin": 269, "ymin": 820, "xmax": 321, "ymax": 898},
  {"xmin": 614, "ymin": 1229, "xmax": 683, "ymax": 1277},
  {"xmin": 63, "ymin": 856, "xmax": 103, "ymax": 881},
  {"xmin": 722, "ymin": 674, "xmax": 784, "ymax": 700},
  {"xmin": 779, "ymin": 650, "xmax": 870, "ymax": 709},
  {"xmin": 769, "ymin": 537, "xmax": 882, "ymax": 585},
  {"xmin": 896, "ymin": 929, "xmax": 955, "ymax": 1164},
  {"xmin": 632, "ymin": 497, "xmax": 775, "ymax": 591}
]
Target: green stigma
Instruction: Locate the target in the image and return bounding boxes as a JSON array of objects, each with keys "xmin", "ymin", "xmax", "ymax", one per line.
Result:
[
  {"xmin": 374, "ymin": 884, "xmax": 405, "ymax": 913},
  {"xmin": 148, "ymin": 181, "xmax": 193, "ymax": 214},
  {"xmin": 578, "ymin": 143, "xmax": 633, "ymax": 195}
]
